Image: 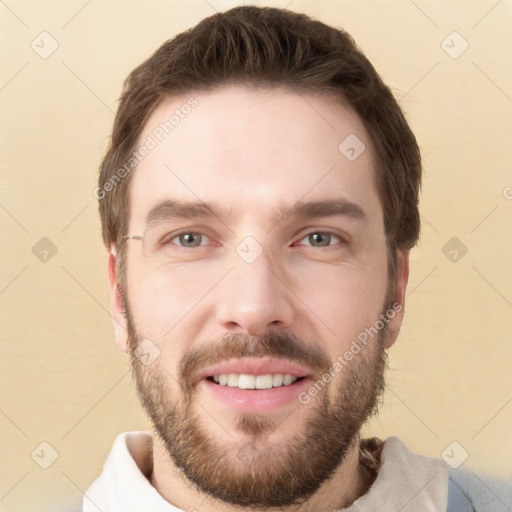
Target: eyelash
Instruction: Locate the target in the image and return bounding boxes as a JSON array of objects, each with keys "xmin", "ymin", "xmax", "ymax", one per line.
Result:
[{"xmin": 166, "ymin": 230, "xmax": 346, "ymax": 249}]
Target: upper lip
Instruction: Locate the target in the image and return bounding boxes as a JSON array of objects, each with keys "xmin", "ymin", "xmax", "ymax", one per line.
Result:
[{"xmin": 195, "ymin": 357, "xmax": 311, "ymax": 383}]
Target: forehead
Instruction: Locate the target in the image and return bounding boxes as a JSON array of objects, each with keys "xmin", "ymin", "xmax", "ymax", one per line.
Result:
[{"xmin": 128, "ymin": 85, "xmax": 382, "ymax": 231}]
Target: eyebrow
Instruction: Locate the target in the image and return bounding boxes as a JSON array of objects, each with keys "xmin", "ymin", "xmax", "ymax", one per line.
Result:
[
  {"xmin": 143, "ymin": 197, "xmax": 367, "ymax": 231},
  {"xmin": 275, "ymin": 198, "xmax": 367, "ymax": 224}
]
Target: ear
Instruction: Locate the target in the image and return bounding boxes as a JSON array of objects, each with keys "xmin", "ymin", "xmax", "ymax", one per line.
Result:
[
  {"xmin": 383, "ymin": 249, "xmax": 410, "ymax": 349},
  {"xmin": 107, "ymin": 249, "xmax": 129, "ymax": 353}
]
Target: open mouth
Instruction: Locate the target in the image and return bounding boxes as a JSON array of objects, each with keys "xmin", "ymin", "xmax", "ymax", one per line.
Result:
[
  {"xmin": 198, "ymin": 359, "xmax": 312, "ymax": 413},
  {"xmin": 207, "ymin": 373, "xmax": 307, "ymax": 389},
  {"xmin": 196, "ymin": 357, "xmax": 312, "ymax": 412}
]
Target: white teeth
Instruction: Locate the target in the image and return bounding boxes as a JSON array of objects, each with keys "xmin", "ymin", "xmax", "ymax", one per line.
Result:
[
  {"xmin": 212, "ymin": 373, "xmax": 298, "ymax": 389},
  {"xmin": 272, "ymin": 373, "xmax": 284, "ymax": 387},
  {"xmin": 283, "ymin": 374, "xmax": 294, "ymax": 386},
  {"xmin": 238, "ymin": 374, "xmax": 255, "ymax": 389},
  {"xmin": 255, "ymin": 374, "xmax": 273, "ymax": 389}
]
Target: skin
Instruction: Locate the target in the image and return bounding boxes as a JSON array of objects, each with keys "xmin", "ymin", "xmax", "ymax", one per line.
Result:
[{"xmin": 106, "ymin": 86, "xmax": 409, "ymax": 511}]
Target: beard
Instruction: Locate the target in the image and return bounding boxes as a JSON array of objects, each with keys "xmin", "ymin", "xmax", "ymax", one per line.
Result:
[{"xmin": 126, "ymin": 306, "xmax": 389, "ymax": 508}]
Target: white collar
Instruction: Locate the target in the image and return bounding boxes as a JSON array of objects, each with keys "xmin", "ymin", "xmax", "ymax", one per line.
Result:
[
  {"xmin": 84, "ymin": 432, "xmax": 448, "ymax": 512},
  {"xmin": 84, "ymin": 431, "xmax": 178, "ymax": 512},
  {"xmin": 345, "ymin": 436, "xmax": 448, "ymax": 511}
]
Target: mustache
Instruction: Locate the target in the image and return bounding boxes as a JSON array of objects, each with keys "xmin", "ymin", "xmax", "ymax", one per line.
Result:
[{"xmin": 179, "ymin": 331, "xmax": 332, "ymax": 393}]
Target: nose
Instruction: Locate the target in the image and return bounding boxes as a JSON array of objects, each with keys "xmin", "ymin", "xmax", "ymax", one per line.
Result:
[{"xmin": 216, "ymin": 251, "xmax": 296, "ymax": 336}]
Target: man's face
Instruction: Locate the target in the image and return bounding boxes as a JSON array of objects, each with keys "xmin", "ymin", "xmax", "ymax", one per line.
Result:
[{"xmin": 112, "ymin": 86, "xmax": 407, "ymax": 507}]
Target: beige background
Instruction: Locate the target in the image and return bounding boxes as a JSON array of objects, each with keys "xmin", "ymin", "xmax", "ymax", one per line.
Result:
[{"xmin": 1, "ymin": 0, "xmax": 511, "ymax": 511}]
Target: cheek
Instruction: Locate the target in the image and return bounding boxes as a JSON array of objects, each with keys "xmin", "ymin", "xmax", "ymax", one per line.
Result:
[
  {"xmin": 126, "ymin": 262, "xmax": 228, "ymax": 375},
  {"xmin": 291, "ymin": 261, "xmax": 388, "ymax": 349},
  {"xmin": 127, "ymin": 259, "xmax": 219, "ymax": 327}
]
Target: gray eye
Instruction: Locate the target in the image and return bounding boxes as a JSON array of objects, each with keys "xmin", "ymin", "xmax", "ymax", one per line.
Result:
[
  {"xmin": 176, "ymin": 233, "xmax": 204, "ymax": 247},
  {"xmin": 307, "ymin": 232, "xmax": 332, "ymax": 247}
]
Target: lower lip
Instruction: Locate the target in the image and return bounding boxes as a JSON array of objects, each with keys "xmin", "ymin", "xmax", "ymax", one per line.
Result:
[{"xmin": 200, "ymin": 378, "xmax": 311, "ymax": 413}]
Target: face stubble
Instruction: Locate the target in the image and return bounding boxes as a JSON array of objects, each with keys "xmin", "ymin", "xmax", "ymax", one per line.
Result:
[{"xmin": 125, "ymin": 299, "xmax": 390, "ymax": 509}]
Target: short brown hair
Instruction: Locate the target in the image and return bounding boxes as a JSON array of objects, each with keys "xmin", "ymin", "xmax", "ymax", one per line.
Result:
[{"xmin": 98, "ymin": 6, "xmax": 421, "ymax": 283}]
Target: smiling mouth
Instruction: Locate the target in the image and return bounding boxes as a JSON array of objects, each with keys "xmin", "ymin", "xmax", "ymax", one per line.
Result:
[{"xmin": 207, "ymin": 373, "xmax": 306, "ymax": 389}]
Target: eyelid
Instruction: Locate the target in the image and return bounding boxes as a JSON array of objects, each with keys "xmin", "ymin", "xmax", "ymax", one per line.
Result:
[
  {"xmin": 293, "ymin": 228, "xmax": 350, "ymax": 246},
  {"xmin": 156, "ymin": 226, "xmax": 349, "ymax": 248},
  {"xmin": 164, "ymin": 229, "xmax": 220, "ymax": 248}
]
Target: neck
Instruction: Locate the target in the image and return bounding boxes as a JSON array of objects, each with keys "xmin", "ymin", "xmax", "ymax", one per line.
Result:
[{"xmin": 150, "ymin": 432, "xmax": 373, "ymax": 512}]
